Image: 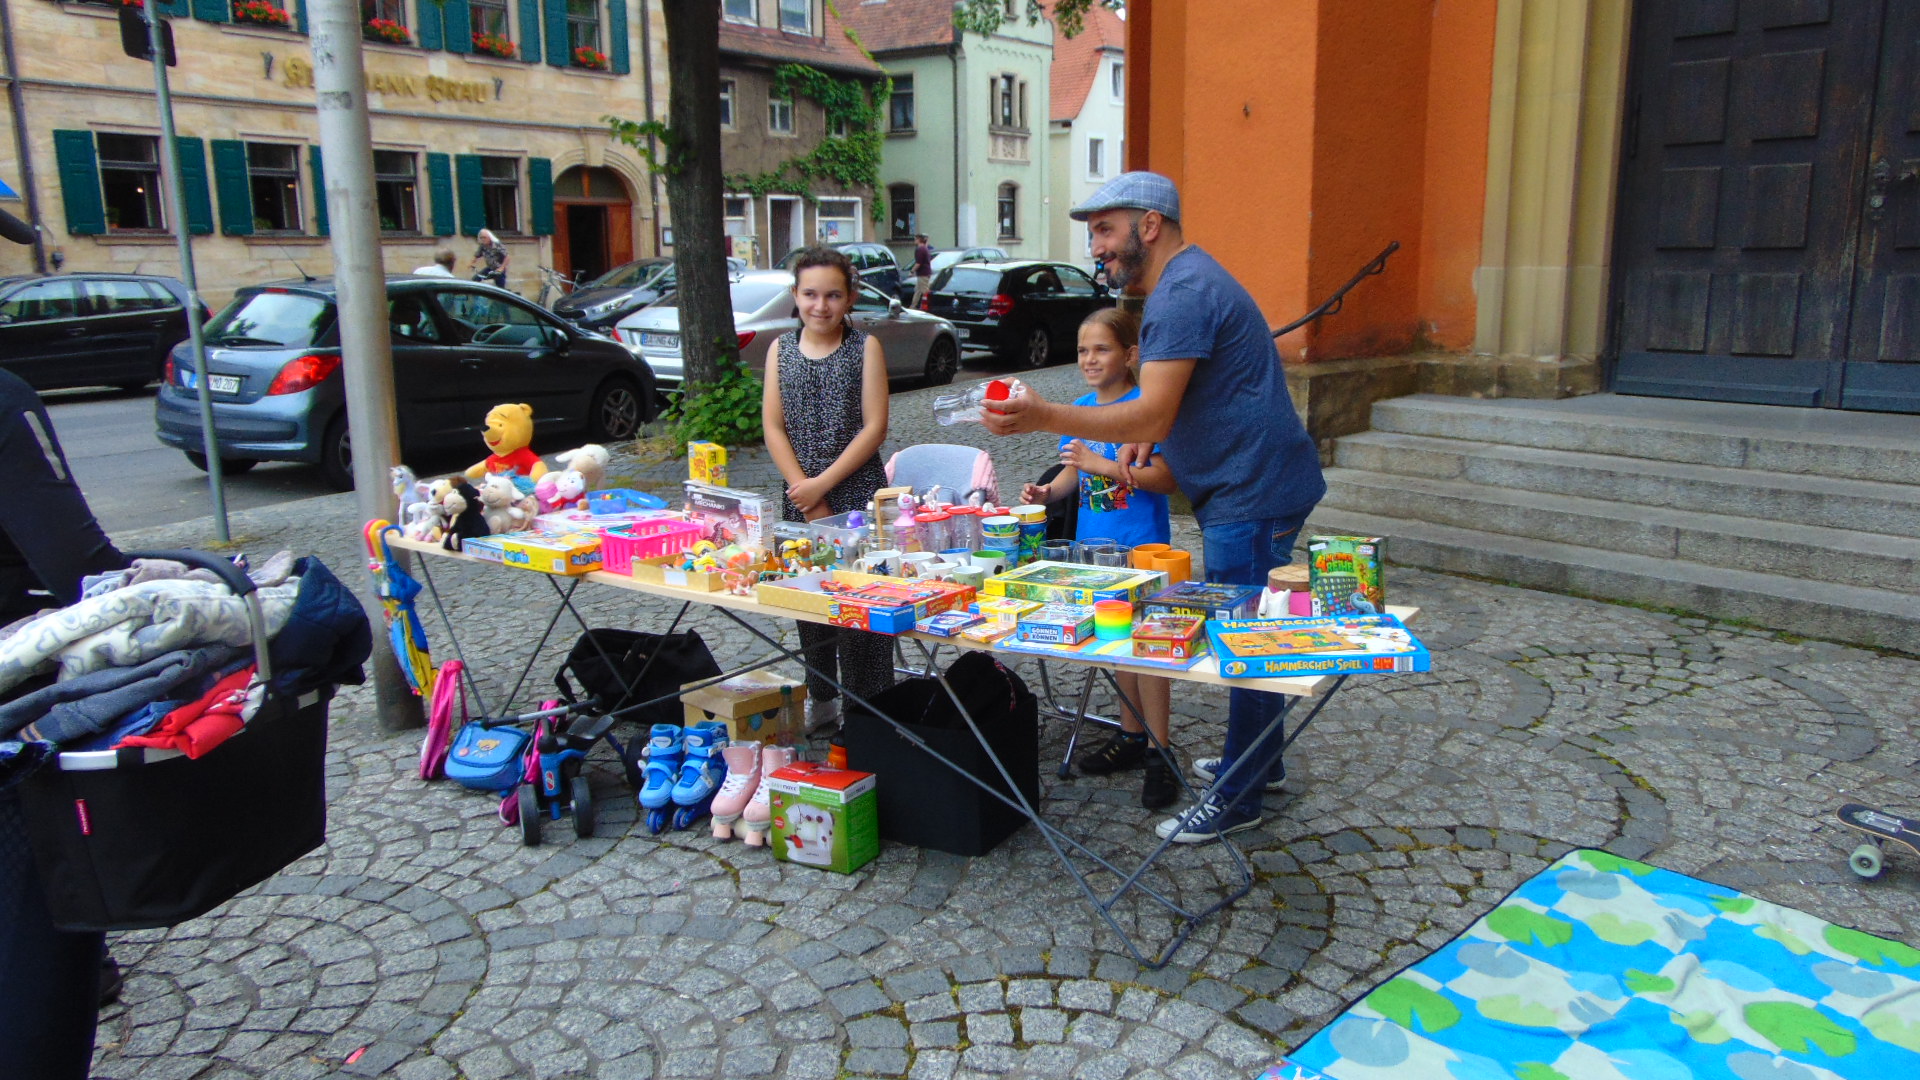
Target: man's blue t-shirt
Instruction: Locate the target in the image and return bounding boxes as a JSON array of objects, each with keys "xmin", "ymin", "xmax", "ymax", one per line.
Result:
[
  {"xmin": 1058, "ymin": 388, "xmax": 1171, "ymax": 548},
  {"xmin": 1139, "ymin": 247, "xmax": 1325, "ymax": 526}
]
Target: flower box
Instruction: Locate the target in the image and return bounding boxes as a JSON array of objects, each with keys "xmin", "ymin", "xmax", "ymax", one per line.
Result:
[
  {"xmin": 471, "ymin": 31, "xmax": 516, "ymax": 58},
  {"xmin": 231, "ymin": 0, "xmax": 293, "ymax": 28},
  {"xmin": 364, "ymin": 18, "xmax": 410, "ymax": 45},
  {"xmin": 572, "ymin": 46, "xmax": 608, "ymax": 71}
]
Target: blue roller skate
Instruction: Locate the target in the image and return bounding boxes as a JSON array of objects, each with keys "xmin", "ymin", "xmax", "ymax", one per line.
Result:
[
  {"xmin": 637, "ymin": 724, "xmax": 682, "ymax": 835},
  {"xmin": 670, "ymin": 721, "xmax": 730, "ymax": 830}
]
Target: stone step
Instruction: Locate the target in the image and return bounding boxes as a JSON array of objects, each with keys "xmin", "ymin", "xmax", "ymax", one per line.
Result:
[
  {"xmin": 1321, "ymin": 468, "xmax": 1920, "ymax": 594},
  {"xmin": 1368, "ymin": 394, "xmax": 1920, "ymax": 485},
  {"xmin": 1304, "ymin": 507, "xmax": 1920, "ymax": 655},
  {"xmin": 1333, "ymin": 431, "xmax": 1920, "ymax": 537}
]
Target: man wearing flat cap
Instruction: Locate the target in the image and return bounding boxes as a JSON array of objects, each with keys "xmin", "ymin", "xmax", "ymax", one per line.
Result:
[{"xmin": 984, "ymin": 171, "xmax": 1325, "ymax": 843}]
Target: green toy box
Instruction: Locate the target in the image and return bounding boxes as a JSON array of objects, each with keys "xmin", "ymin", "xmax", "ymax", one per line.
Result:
[
  {"xmin": 1307, "ymin": 535, "xmax": 1386, "ymax": 617},
  {"xmin": 768, "ymin": 763, "xmax": 879, "ymax": 874}
]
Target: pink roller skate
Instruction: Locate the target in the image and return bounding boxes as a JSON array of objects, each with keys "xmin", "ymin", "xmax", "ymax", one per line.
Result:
[
  {"xmin": 710, "ymin": 741, "xmax": 763, "ymax": 839},
  {"xmin": 739, "ymin": 744, "xmax": 798, "ymax": 847}
]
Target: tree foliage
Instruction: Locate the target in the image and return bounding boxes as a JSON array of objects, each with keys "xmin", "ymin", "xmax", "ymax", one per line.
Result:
[
  {"xmin": 955, "ymin": 0, "xmax": 1123, "ymax": 39},
  {"xmin": 723, "ymin": 65, "xmax": 890, "ymax": 224}
]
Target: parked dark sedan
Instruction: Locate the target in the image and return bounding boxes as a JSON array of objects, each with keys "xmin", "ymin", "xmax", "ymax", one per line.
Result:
[
  {"xmin": 777, "ymin": 241, "xmax": 905, "ymax": 300},
  {"xmin": 920, "ymin": 261, "xmax": 1114, "ymax": 368},
  {"xmin": 155, "ymin": 276, "xmax": 658, "ymax": 489},
  {"xmin": 0, "ymin": 272, "xmax": 204, "ymax": 392},
  {"xmin": 550, "ymin": 257, "xmax": 673, "ymax": 331}
]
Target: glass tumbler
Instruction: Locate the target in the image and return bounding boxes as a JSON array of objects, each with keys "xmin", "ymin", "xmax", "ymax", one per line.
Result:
[
  {"xmin": 1092, "ymin": 545, "xmax": 1132, "ymax": 568},
  {"xmin": 1039, "ymin": 539, "xmax": 1075, "ymax": 563},
  {"xmin": 1074, "ymin": 537, "xmax": 1119, "ymax": 564}
]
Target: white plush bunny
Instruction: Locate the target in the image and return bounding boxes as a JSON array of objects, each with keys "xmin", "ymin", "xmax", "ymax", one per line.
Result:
[{"xmin": 553, "ymin": 444, "xmax": 609, "ymax": 493}]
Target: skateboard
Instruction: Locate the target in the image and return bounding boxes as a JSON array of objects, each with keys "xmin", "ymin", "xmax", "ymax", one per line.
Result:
[{"xmin": 1836, "ymin": 802, "xmax": 1920, "ymax": 879}]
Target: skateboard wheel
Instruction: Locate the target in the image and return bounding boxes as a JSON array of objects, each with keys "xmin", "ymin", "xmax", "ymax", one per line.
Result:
[{"xmin": 1850, "ymin": 843, "xmax": 1883, "ymax": 879}]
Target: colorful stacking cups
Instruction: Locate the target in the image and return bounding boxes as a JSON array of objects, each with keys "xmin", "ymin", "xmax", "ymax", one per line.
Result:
[
  {"xmin": 1150, "ymin": 549, "xmax": 1191, "ymax": 584},
  {"xmin": 1093, "ymin": 599, "xmax": 1133, "ymax": 640},
  {"xmin": 1131, "ymin": 543, "xmax": 1170, "ymax": 570}
]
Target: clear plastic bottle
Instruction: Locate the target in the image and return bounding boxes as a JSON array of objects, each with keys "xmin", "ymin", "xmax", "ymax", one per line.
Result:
[{"xmin": 932, "ymin": 378, "xmax": 1023, "ymax": 424}]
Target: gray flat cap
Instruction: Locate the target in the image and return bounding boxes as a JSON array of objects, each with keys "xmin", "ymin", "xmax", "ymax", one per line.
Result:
[{"xmin": 1069, "ymin": 171, "xmax": 1182, "ymax": 222}]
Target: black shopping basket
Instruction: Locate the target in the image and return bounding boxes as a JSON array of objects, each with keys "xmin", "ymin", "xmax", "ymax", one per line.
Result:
[{"xmin": 15, "ymin": 550, "xmax": 333, "ymax": 932}]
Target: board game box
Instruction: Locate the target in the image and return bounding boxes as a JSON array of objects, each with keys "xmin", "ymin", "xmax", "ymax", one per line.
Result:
[
  {"xmin": 982, "ymin": 561, "xmax": 1166, "ymax": 605},
  {"xmin": 1015, "ymin": 603, "xmax": 1096, "ymax": 645},
  {"xmin": 1307, "ymin": 535, "xmax": 1385, "ymax": 617},
  {"xmin": 916, "ymin": 611, "xmax": 985, "ymax": 637},
  {"xmin": 1206, "ymin": 613, "xmax": 1428, "ymax": 678},
  {"xmin": 684, "ymin": 481, "xmax": 770, "ymax": 553},
  {"xmin": 1140, "ymin": 580, "xmax": 1261, "ymax": 621},
  {"xmin": 1131, "ymin": 613, "xmax": 1208, "ymax": 660}
]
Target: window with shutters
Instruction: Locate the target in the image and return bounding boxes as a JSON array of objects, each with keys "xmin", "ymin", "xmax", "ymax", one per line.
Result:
[
  {"xmin": 471, "ymin": 0, "xmax": 509, "ymax": 38},
  {"xmin": 997, "ymin": 183, "xmax": 1018, "ymax": 240},
  {"xmin": 720, "ymin": 80, "xmax": 736, "ymax": 129},
  {"xmin": 374, "ymin": 151, "xmax": 419, "ymax": 233},
  {"xmin": 566, "ymin": 0, "xmax": 598, "ymax": 53},
  {"xmin": 98, "ymin": 134, "xmax": 164, "ymax": 232},
  {"xmin": 778, "ymin": 0, "xmax": 807, "ymax": 34},
  {"xmin": 888, "ymin": 184, "xmax": 915, "ymax": 240},
  {"xmin": 480, "ymin": 156, "xmax": 521, "ymax": 233},
  {"xmin": 769, "ymin": 96, "xmax": 794, "ymax": 135},
  {"xmin": 362, "ymin": 0, "xmax": 406, "ymax": 25},
  {"xmin": 889, "ymin": 74, "xmax": 914, "ymax": 132},
  {"xmin": 246, "ymin": 143, "xmax": 304, "ymax": 233}
]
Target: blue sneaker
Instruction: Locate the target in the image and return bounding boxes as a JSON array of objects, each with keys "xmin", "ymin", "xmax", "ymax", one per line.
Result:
[{"xmin": 1154, "ymin": 797, "xmax": 1262, "ymax": 844}]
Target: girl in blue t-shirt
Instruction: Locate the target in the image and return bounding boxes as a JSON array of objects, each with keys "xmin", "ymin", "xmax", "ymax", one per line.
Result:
[{"xmin": 1020, "ymin": 309, "xmax": 1181, "ymax": 808}]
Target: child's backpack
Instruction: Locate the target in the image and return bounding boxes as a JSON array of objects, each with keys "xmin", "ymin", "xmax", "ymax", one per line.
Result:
[{"xmin": 443, "ymin": 721, "xmax": 532, "ymax": 792}]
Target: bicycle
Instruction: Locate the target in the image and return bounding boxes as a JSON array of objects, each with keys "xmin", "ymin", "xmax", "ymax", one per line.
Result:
[{"xmin": 533, "ymin": 265, "xmax": 578, "ymax": 308}]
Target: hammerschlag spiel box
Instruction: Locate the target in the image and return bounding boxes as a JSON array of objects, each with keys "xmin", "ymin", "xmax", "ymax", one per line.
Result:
[{"xmin": 1207, "ymin": 613, "xmax": 1429, "ymax": 678}]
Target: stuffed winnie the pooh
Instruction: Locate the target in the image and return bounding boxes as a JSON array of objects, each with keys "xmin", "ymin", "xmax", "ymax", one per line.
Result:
[{"xmin": 465, "ymin": 403, "xmax": 549, "ymax": 482}]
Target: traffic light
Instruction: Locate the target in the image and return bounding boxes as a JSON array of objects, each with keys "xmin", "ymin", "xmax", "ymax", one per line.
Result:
[{"xmin": 119, "ymin": 6, "xmax": 178, "ymax": 67}]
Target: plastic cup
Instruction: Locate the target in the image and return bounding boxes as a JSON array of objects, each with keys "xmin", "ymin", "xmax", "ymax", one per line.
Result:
[
  {"xmin": 1150, "ymin": 549, "xmax": 1191, "ymax": 584},
  {"xmin": 1131, "ymin": 543, "xmax": 1170, "ymax": 570}
]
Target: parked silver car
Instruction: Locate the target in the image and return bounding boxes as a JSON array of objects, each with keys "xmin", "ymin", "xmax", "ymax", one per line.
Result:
[{"xmin": 613, "ymin": 270, "xmax": 962, "ymax": 390}]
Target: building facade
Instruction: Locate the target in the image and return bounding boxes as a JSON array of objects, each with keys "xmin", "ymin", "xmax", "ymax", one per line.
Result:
[
  {"xmin": 0, "ymin": 0, "xmax": 669, "ymax": 303},
  {"xmin": 1129, "ymin": 0, "xmax": 1918, "ymax": 415},
  {"xmin": 840, "ymin": 0, "xmax": 1052, "ymax": 268},
  {"xmin": 714, "ymin": 0, "xmax": 881, "ymax": 268},
  {"xmin": 1045, "ymin": 1, "xmax": 1123, "ymax": 266}
]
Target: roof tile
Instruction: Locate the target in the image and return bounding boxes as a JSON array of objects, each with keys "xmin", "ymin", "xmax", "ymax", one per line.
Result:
[
  {"xmin": 836, "ymin": 0, "xmax": 957, "ymax": 54},
  {"xmin": 1048, "ymin": 1, "xmax": 1125, "ymax": 122}
]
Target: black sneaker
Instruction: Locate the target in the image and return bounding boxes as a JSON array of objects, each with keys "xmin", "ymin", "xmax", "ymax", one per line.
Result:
[
  {"xmin": 1078, "ymin": 732, "xmax": 1149, "ymax": 775},
  {"xmin": 1141, "ymin": 751, "xmax": 1179, "ymax": 810}
]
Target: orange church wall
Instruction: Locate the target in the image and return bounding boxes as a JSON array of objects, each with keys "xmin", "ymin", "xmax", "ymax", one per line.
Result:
[{"xmin": 1418, "ymin": 1, "xmax": 1498, "ymax": 351}]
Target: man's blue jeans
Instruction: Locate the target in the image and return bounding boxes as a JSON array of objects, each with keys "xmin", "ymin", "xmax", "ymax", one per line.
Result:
[{"xmin": 1201, "ymin": 512, "xmax": 1310, "ymax": 813}]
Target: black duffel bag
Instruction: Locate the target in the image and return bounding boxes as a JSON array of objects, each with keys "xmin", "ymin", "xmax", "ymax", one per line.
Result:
[
  {"xmin": 553, "ymin": 628, "xmax": 722, "ymax": 789},
  {"xmin": 843, "ymin": 651, "xmax": 1038, "ymax": 857}
]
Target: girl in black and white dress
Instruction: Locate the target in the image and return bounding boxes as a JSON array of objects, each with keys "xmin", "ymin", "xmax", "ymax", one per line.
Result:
[{"xmin": 762, "ymin": 247, "xmax": 894, "ymax": 730}]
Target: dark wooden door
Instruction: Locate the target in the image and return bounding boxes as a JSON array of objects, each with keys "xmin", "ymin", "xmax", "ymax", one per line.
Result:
[
  {"xmin": 1842, "ymin": 4, "xmax": 1920, "ymax": 410},
  {"xmin": 1613, "ymin": 0, "xmax": 1881, "ymax": 408}
]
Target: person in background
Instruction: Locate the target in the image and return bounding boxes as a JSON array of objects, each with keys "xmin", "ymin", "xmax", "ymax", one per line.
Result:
[
  {"xmin": 911, "ymin": 234, "xmax": 934, "ymax": 308},
  {"xmin": 470, "ymin": 229, "xmax": 509, "ymax": 288},
  {"xmin": 762, "ymin": 247, "xmax": 895, "ymax": 731},
  {"xmin": 413, "ymin": 249, "xmax": 457, "ymax": 277},
  {"xmin": 984, "ymin": 171, "xmax": 1326, "ymax": 843}
]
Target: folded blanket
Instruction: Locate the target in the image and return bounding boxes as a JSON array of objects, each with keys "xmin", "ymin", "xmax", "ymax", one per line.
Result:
[{"xmin": 0, "ymin": 644, "xmax": 244, "ymax": 743}]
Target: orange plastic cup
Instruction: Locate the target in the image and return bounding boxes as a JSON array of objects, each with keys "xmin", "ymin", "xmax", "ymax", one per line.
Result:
[
  {"xmin": 1150, "ymin": 549, "xmax": 1191, "ymax": 584},
  {"xmin": 1131, "ymin": 543, "xmax": 1171, "ymax": 570}
]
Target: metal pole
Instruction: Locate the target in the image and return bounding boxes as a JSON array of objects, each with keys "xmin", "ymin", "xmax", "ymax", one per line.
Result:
[
  {"xmin": 0, "ymin": 0, "xmax": 48, "ymax": 273},
  {"xmin": 145, "ymin": 4, "xmax": 230, "ymax": 542},
  {"xmin": 310, "ymin": 0, "xmax": 418, "ymax": 732}
]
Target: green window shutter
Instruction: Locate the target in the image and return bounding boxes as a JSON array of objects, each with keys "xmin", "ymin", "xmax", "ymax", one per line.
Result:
[
  {"xmin": 455, "ymin": 154, "xmax": 485, "ymax": 235},
  {"xmin": 294, "ymin": 0, "xmax": 307, "ymax": 32},
  {"xmin": 427, "ymin": 152, "xmax": 456, "ymax": 236},
  {"xmin": 309, "ymin": 145, "xmax": 328, "ymax": 236},
  {"xmin": 443, "ymin": 0, "xmax": 470, "ymax": 52},
  {"xmin": 191, "ymin": 0, "xmax": 228, "ymax": 23},
  {"xmin": 210, "ymin": 140, "xmax": 253, "ymax": 236},
  {"xmin": 174, "ymin": 137, "xmax": 215, "ymax": 235},
  {"xmin": 543, "ymin": 0, "xmax": 568, "ymax": 66},
  {"xmin": 528, "ymin": 157, "xmax": 554, "ymax": 236},
  {"xmin": 51, "ymin": 130, "xmax": 106, "ymax": 236},
  {"xmin": 414, "ymin": 0, "xmax": 442, "ymax": 49},
  {"xmin": 517, "ymin": 0, "xmax": 541, "ymax": 62},
  {"xmin": 608, "ymin": 0, "xmax": 627, "ymax": 74},
  {"xmin": 156, "ymin": 0, "xmax": 192, "ymax": 17}
]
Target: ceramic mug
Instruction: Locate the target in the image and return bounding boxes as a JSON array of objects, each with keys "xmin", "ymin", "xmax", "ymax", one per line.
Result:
[
  {"xmin": 857, "ymin": 549, "xmax": 903, "ymax": 576},
  {"xmin": 947, "ymin": 566, "xmax": 986, "ymax": 590},
  {"xmin": 971, "ymin": 550, "xmax": 1009, "ymax": 576},
  {"xmin": 899, "ymin": 551, "xmax": 940, "ymax": 578}
]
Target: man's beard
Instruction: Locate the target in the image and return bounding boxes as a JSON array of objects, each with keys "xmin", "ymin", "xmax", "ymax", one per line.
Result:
[{"xmin": 1106, "ymin": 222, "xmax": 1148, "ymax": 290}]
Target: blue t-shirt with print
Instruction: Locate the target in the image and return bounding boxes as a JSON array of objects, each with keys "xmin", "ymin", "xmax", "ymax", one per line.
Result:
[
  {"xmin": 1139, "ymin": 246, "xmax": 1325, "ymax": 526},
  {"xmin": 1059, "ymin": 388, "xmax": 1171, "ymax": 548}
]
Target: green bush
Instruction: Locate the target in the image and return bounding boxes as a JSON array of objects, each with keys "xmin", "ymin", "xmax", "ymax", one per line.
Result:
[{"xmin": 670, "ymin": 351, "xmax": 763, "ymax": 450}]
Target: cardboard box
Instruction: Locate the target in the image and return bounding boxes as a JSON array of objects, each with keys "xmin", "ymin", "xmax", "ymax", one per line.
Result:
[
  {"xmin": 916, "ymin": 612, "xmax": 984, "ymax": 637},
  {"xmin": 457, "ymin": 534, "xmax": 510, "ymax": 564},
  {"xmin": 627, "ymin": 552, "xmax": 728, "ymax": 592},
  {"xmin": 958, "ymin": 621, "xmax": 1017, "ymax": 644},
  {"xmin": 682, "ymin": 672, "xmax": 803, "ymax": 745},
  {"xmin": 688, "ymin": 441, "xmax": 729, "ymax": 486},
  {"xmin": 971, "ymin": 597, "xmax": 1043, "ymax": 626},
  {"xmin": 768, "ymin": 763, "xmax": 879, "ymax": 873},
  {"xmin": 1207, "ymin": 613, "xmax": 1430, "ymax": 678},
  {"xmin": 534, "ymin": 507, "xmax": 676, "ymax": 533},
  {"xmin": 1016, "ymin": 603, "xmax": 1096, "ymax": 645},
  {"xmin": 684, "ymin": 481, "xmax": 769, "ymax": 553},
  {"xmin": 982, "ymin": 561, "xmax": 1167, "ymax": 606},
  {"xmin": 499, "ymin": 531, "xmax": 602, "ymax": 575},
  {"xmin": 1308, "ymin": 535, "xmax": 1386, "ymax": 616},
  {"xmin": 757, "ymin": 571, "xmax": 974, "ymax": 634},
  {"xmin": 1132, "ymin": 614, "xmax": 1208, "ymax": 660},
  {"xmin": 1141, "ymin": 580, "xmax": 1262, "ymax": 622}
]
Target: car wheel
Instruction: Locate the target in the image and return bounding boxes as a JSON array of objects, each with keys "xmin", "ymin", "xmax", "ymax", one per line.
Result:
[
  {"xmin": 589, "ymin": 378, "xmax": 644, "ymax": 442},
  {"xmin": 1022, "ymin": 326, "xmax": 1052, "ymax": 369},
  {"xmin": 183, "ymin": 451, "xmax": 259, "ymax": 474},
  {"xmin": 318, "ymin": 416, "xmax": 353, "ymax": 491},
  {"xmin": 922, "ymin": 337, "xmax": 958, "ymax": 386}
]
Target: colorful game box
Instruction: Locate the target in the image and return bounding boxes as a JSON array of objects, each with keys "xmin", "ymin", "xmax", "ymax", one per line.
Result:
[
  {"xmin": 768, "ymin": 763, "xmax": 878, "ymax": 874},
  {"xmin": 916, "ymin": 611, "xmax": 985, "ymax": 637},
  {"xmin": 1140, "ymin": 580, "xmax": 1262, "ymax": 621},
  {"xmin": 1207, "ymin": 613, "xmax": 1428, "ymax": 678},
  {"xmin": 1016, "ymin": 603, "xmax": 1096, "ymax": 645},
  {"xmin": 1131, "ymin": 613, "xmax": 1208, "ymax": 660},
  {"xmin": 757, "ymin": 571, "xmax": 974, "ymax": 634},
  {"xmin": 958, "ymin": 621, "xmax": 1018, "ymax": 644},
  {"xmin": 688, "ymin": 441, "xmax": 729, "ymax": 486},
  {"xmin": 971, "ymin": 596, "xmax": 1044, "ymax": 626},
  {"xmin": 497, "ymin": 531, "xmax": 603, "ymax": 575},
  {"xmin": 982, "ymin": 561, "xmax": 1166, "ymax": 606},
  {"xmin": 684, "ymin": 481, "xmax": 769, "ymax": 553},
  {"xmin": 1307, "ymin": 535, "xmax": 1386, "ymax": 617}
]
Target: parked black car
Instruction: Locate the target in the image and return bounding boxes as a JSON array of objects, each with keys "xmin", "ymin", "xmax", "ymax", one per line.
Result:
[
  {"xmin": 920, "ymin": 261, "xmax": 1114, "ymax": 368},
  {"xmin": 778, "ymin": 242, "xmax": 905, "ymax": 299},
  {"xmin": 550, "ymin": 257, "xmax": 673, "ymax": 331},
  {"xmin": 0, "ymin": 272, "xmax": 204, "ymax": 392},
  {"xmin": 154, "ymin": 276, "xmax": 658, "ymax": 490}
]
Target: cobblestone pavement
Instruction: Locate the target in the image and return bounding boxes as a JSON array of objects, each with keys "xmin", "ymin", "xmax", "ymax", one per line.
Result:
[{"xmin": 89, "ymin": 366, "xmax": 1920, "ymax": 1079}]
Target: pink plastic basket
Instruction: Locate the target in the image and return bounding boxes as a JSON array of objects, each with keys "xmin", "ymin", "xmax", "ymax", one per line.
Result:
[{"xmin": 600, "ymin": 519, "xmax": 704, "ymax": 575}]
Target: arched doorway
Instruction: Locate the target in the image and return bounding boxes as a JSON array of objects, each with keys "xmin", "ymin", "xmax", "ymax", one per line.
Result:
[{"xmin": 552, "ymin": 166, "xmax": 634, "ymax": 286}]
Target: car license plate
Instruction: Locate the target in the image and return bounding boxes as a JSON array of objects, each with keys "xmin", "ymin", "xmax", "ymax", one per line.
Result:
[
  {"xmin": 957, "ymin": 327, "xmax": 971, "ymax": 341},
  {"xmin": 209, "ymin": 375, "xmax": 242, "ymax": 394},
  {"xmin": 639, "ymin": 332, "xmax": 678, "ymax": 349}
]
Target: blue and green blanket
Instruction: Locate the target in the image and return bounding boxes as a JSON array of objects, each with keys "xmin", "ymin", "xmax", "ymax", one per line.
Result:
[{"xmin": 1264, "ymin": 850, "xmax": 1920, "ymax": 1080}]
